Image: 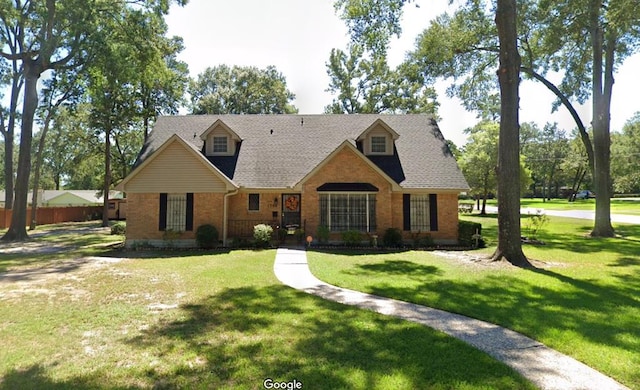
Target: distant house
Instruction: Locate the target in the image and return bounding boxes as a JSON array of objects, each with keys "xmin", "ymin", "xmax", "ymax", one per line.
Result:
[
  {"xmin": 117, "ymin": 114, "xmax": 469, "ymax": 247},
  {"xmin": 0, "ymin": 190, "xmax": 124, "ymax": 208}
]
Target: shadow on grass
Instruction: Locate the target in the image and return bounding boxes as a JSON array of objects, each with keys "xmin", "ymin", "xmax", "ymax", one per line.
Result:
[
  {"xmin": 357, "ymin": 266, "xmax": 639, "ymax": 384},
  {"xmin": 122, "ymin": 285, "xmax": 532, "ymax": 390},
  {"xmin": 0, "ymin": 364, "xmax": 124, "ymax": 390},
  {"xmin": 465, "ymin": 213, "xmax": 640, "ymax": 258}
]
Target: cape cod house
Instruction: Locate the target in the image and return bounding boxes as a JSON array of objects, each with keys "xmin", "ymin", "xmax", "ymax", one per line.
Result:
[{"xmin": 117, "ymin": 114, "xmax": 469, "ymax": 247}]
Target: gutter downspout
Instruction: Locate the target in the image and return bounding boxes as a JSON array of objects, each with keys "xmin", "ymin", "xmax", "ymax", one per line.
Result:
[{"xmin": 223, "ymin": 188, "xmax": 239, "ymax": 247}]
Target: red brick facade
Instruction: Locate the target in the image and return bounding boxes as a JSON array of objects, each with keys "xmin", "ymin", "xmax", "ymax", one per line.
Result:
[{"xmin": 126, "ymin": 146, "xmax": 460, "ymax": 246}]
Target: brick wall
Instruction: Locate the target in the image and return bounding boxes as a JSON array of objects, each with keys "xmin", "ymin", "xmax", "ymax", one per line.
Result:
[
  {"xmin": 393, "ymin": 192, "xmax": 459, "ymax": 243},
  {"xmin": 126, "ymin": 192, "xmax": 225, "ymax": 242}
]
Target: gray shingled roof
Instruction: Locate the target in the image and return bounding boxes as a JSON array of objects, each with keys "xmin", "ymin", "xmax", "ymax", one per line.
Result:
[{"xmin": 137, "ymin": 114, "xmax": 469, "ymax": 191}]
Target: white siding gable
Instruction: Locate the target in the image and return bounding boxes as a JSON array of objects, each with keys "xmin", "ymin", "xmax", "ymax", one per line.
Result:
[{"xmin": 124, "ymin": 140, "xmax": 231, "ymax": 193}]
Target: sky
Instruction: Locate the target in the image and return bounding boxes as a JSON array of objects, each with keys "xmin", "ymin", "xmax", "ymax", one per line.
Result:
[{"xmin": 165, "ymin": 0, "xmax": 640, "ymax": 147}]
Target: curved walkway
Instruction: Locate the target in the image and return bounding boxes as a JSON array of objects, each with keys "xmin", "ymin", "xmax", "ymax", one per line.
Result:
[{"xmin": 273, "ymin": 247, "xmax": 629, "ymax": 390}]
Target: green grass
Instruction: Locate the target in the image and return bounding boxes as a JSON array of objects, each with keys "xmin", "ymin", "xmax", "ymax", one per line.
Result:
[
  {"xmin": 461, "ymin": 197, "xmax": 640, "ymax": 215},
  {"xmin": 307, "ymin": 215, "xmax": 640, "ymax": 389},
  {"xmin": 0, "ymin": 223, "xmax": 533, "ymax": 389}
]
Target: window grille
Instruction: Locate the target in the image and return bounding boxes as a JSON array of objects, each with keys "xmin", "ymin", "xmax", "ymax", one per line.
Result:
[
  {"xmin": 371, "ymin": 136, "xmax": 387, "ymax": 153},
  {"xmin": 248, "ymin": 193, "xmax": 260, "ymax": 211},
  {"xmin": 166, "ymin": 193, "xmax": 187, "ymax": 231},
  {"xmin": 319, "ymin": 193, "xmax": 376, "ymax": 232},
  {"xmin": 410, "ymin": 194, "xmax": 430, "ymax": 231},
  {"xmin": 213, "ymin": 136, "xmax": 228, "ymax": 153}
]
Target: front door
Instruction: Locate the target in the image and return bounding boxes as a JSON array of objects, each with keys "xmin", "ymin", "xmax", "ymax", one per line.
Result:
[{"xmin": 281, "ymin": 194, "xmax": 301, "ymax": 228}]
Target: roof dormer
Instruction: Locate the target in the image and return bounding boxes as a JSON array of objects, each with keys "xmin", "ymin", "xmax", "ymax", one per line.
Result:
[
  {"xmin": 357, "ymin": 119, "xmax": 400, "ymax": 156},
  {"xmin": 200, "ymin": 119, "xmax": 242, "ymax": 156}
]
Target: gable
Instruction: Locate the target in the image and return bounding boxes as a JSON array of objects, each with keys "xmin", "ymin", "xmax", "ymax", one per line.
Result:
[
  {"xmin": 45, "ymin": 192, "xmax": 98, "ymax": 206},
  {"xmin": 120, "ymin": 136, "xmax": 236, "ymax": 193},
  {"xmin": 294, "ymin": 141, "xmax": 401, "ymax": 191}
]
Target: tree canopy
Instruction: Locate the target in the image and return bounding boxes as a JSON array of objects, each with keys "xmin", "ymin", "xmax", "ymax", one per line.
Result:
[{"xmin": 189, "ymin": 65, "xmax": 298, "ymax": 115}]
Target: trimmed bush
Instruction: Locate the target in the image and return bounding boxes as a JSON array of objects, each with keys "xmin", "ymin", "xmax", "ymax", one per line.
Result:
[
  {"xmin": 341, "ymin": 230, "xmax": 363, "ymax": 246},
  {"xmin": 317, "ymin": 225, "xmax": 330, "ymax": 244},
  {"xmin": 196, "ymin": 224, "xmax": 219, "ymax": 248},
  {"xmin": 383, "ymin": 227, "xmax": 403, "ymax": 247},
  {"xmin": 459, "ymin": 220, "xmax": 484, "ymax": 248},
  {"xmin": 253, "ymin": 224, "xmax": 274, "ymax": 248},
  {"xmin": 110, "ymin": 222, "xmax": 126, "ymax": 235}
]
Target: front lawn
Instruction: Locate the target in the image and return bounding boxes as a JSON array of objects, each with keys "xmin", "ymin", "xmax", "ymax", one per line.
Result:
[
  {"xmin": 0, "ymin": 226, "xmax": 533, "ymax": 389},
  {"xmin": 307, "ymin": 216, "xmax": 640, "ymax": 389}
]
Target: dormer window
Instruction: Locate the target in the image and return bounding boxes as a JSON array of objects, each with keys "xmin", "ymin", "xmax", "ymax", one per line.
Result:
[
  {"xmin": 370, "ymin": 136, "xmax": 387, "ymax": 154},
  {"xmin": 201, "ymin": 120, "xmax": 241, "ymax": 156},
  {"xmin": 213, "ymin": 136, "xmax": 228, "ymax": 153},
  {"xmin": 357, "ymin": 119, "xmax": 399, "ymax": 156}
]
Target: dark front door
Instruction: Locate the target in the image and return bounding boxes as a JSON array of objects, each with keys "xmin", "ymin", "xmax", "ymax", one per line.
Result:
[{"xmin": 282, "ymin": 194, "xmax": 301, "ymax": 228}]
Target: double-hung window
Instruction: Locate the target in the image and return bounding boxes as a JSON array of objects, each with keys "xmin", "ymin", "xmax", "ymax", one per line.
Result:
[{"xmin": 319, "ymin": 193, "xmax": 376, "ymax": 232}]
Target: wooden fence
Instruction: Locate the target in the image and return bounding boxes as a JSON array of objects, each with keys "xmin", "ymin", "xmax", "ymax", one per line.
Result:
[{"xmin": 0, "ymin": 206, "xmax": 102, "ymax": 229}]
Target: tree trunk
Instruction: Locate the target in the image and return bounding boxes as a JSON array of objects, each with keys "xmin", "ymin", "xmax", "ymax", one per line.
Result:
[
  {"xmin": 30, "ymin": 112, "xmax": 53, "ymax": 230},
  {"xmin": 491, "ymin": 0, "xmax": 532, "ymax": 267},
  {"xmin": 589, "ymin": 2, "xmax": 614, "ymax": 237},
  {"xmin": 2, "ymin": 62, "xmax": 39, "ymax": 241},
  {"xmin": 102, "ymin": 126, "xmax": 112, "ymax": 228},
  {"xmin": 2, "ymin": 63, "xmax": 22, "ymax": 210}
]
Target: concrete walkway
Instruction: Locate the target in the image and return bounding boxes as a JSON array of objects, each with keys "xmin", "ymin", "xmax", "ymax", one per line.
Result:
[{"xmin": 273, "ymin": 247, "xmax": 629, "ymax": 390}]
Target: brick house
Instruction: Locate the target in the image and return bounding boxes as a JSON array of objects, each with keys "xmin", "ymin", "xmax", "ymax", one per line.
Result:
[{"xmin": 117, "ymin": 114, "xmax": 469, "ymax": 247}]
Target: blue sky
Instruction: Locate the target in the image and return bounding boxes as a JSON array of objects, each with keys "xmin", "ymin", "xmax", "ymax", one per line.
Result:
[{"xmin": 165, "ymin": 0, "xmax": 640, "ymax": 147}]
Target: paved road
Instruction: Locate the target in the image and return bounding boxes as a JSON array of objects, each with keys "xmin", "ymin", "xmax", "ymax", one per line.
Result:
[{"xmin": 484, "ymin": 206, "xmax": 640, "ymax": 224}]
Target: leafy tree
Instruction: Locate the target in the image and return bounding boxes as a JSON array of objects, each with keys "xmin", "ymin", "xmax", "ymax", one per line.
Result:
[
  {"xmin": 459, "ymin": 121, "xmax": 499, "ymax": 215},
  {"xmin": 86, "ymin": 6, "xmax": 187, "ymax": 227},
  {"xmin": 611, "ymin": 113, "xmax": 640, "ymax": 194},
  {"xmin": 0, "ymin": 0, "xmax": 186, "ymax": 241},
  {"xmin": 521, "ymin": 122, "xmax": 569, "ymax": 200},
  {"xmin": 30, "ymin": 71, "xmax": 83, "ymax": 229},
  {"xmin": 190, "ymin": 65, "xmax": 298, "ymax": 115},
  {"xmin": 561, "ymin": 133, "xmax": 592, "ymax": 201},
  {"xmin": 325, "ymin": 44, "xmax": 438, "ymax": 114}
]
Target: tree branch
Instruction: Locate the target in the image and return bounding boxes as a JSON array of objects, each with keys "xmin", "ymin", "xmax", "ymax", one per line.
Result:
[{"xmin": 520, "ymin": 66, "xmax": 595, "ymax": 173}]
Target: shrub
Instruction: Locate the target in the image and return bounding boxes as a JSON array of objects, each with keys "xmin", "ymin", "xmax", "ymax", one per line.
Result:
[
  {"xmin": 383, "ymin": 227, "xmax": 403, "ymax": 247},
  {"xmin": 277, "ymin": 228, "xmax": 288, "ymax": 243},
  {"xmin": 459, "ymin": 220, "xmax": 484, "ymax": 248},
  {"xmin": 253, "ymin": 224, "xmax": 274, "ymax": 248},
  {"xmin": 341, "ymin": 230, "xmax": 363, "ymax": 246},
  {"xmin": 413, "ymin": 234, "xmax": 434, "ymax": 248},
  {"xmin": 110, "ymin": 222, "xmax": 126, "ymax": 235},
  {"xmin": 317, "ymin": 225, "xmax": 330, "ymax": 244},
  {"xmin": 196, "ymin": 224, "xmax": 219, "ymax": 248}
]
